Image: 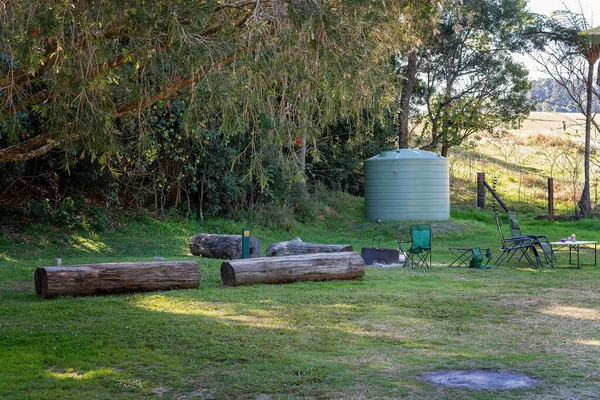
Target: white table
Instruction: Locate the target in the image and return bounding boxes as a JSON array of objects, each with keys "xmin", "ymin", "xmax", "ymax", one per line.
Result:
[{"xmin": 550, "ymin": 241, "xmax": 597, "ymax": 269}]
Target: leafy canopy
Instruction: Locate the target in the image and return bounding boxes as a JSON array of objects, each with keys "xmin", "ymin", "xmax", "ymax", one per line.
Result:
[
  {"xmin": 0, "ymin": 0, "xmax": 441, "ymax": 164},
  {"xmin": 413, "ymin": 0, "xmax": 534, "ymax": 155}
]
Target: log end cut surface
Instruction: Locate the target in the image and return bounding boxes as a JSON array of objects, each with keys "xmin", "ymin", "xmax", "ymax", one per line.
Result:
[
  {"xmin": 220, "ymin": 263, "xmax": 236, "ymax": 286},
  {"xmin": 34, "ymin": 268, "xmax": 49, "ymax": 299}
]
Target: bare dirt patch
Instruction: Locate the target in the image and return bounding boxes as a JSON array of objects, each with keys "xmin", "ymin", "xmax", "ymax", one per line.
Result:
[
  {"xmin": 424, "ymin": 370, "xmax": 537, "ymax": 390},
  {"xmin": 396, "ymin": 221, "xmax": 485, "ymax": 238}
]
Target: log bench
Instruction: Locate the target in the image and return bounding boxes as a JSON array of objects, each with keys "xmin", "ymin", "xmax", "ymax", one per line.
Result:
[
  {"xmin": 190, "ymin": 233, "xmax": 260, "ymax": 259},
  {"xmin": 220, "ymin": 251, "xmax": 365, "ymax": 286},
  {"xmin": 266, "ymin": 237, "xmax": 353, "ymax": 256},
  {"xmin": 34, "ymin": 260, "xmax": 200, "ymax": 299}
]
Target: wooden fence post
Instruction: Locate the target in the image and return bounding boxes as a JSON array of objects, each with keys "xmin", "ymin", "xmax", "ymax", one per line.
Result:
[
  {"xmin": 477, "ymin": 172, "xmax": 486, "ymax": 209},
  {"xmin": 548, "ymin": 177, "xmax": 554, "ymax": 222}
]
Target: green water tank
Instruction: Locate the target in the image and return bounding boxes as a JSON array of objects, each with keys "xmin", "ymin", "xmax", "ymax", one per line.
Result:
[{"xmin": 364, "ymin": 149, "xmax": 450, "ymax": 221}]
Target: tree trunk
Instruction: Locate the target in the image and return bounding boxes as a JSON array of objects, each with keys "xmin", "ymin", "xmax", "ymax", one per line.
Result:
[
  {"xmin": 34, "ymin": 260, "xmax": 200, "ymax": 299},
  {"xmin": 422, "ymin": 95, "xmax": 451, "ymax": 154},
  {"xmin": 221, "ymin": 251, "xmax": 365, "ymax": 286},
  {"xmin": 398, "ymin": 50, "xmax": 418, "ymax": 149},
  {"xmin": 441, "ymin": 141, "xmax": 450, "ymax": 157},
  {"xmin": 190, "ymin": 233, "xmax": 261, "ymax": 259},
  {"xmin": 578, "ymin": 58, "xmax": 594, "ymax": 217},
  {"xmin": 438, "ymin": 91, "xmax": 454, "ymax": 157},
  {"xmin": 297, "ymin": 135, "xmax": 309, "ymax": 200},
  {"xmin": 266, "ymin": 237, "xmax": 352, "ymax": 257}
]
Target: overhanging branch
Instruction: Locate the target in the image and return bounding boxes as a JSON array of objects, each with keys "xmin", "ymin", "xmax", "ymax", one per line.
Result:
[
  {"xmin": 0, "ymin": 50, "xmax": 245, "ymax": 163},
  {"xmin": 0, "ymin": 132, "xmax": 60, "ymax": 163},
  {"xmin": 115, "ymin": 50, "xmax": 244, "ymax": 117}
]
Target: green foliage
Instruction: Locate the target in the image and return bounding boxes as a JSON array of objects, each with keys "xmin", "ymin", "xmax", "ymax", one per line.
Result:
[
  {"xmin": 108, "ymin": 95, "xmax": 395, "ymax": 219},
  {"xmin": 25, "ymin": 196, "xmax": 109, "ymax": 231},
  {"xmin": 410, "ymin": 0, "xmax": 536, "ymax": 154},
  {"xmin": 0, "ymin": 0, "xmax": 439, "ymax": 165},
  {"xmin": 1, "ymin": 99, "xmax": 389, "ymax": 226},
  {"xmin": 1, "ymin": 0, "xmax": 445, "ymax": 226},
  {"xmin": 113, "ymin": 97, "xmax": 310, "ymax": 218},
  {"xmin": 307, "ymin": 117, "xmax": 397, "ymax": 195}
]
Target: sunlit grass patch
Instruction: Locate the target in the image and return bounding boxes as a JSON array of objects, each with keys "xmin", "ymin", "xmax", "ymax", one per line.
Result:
[
  {"xmin": 45, "ymin": 366, "xmax": 119, "ymax": 380},
  {"xmin": 133, "ymin": 295, "xmax": 296, "ymax": 330},
  {"xmin": 69, "ymin": 235, "xmax": 111, "ymax": 253},
  {"xmin": 0, "ymin": 252, "xmax": 16, "ymax": 262},
  {"xmin": 539, "ymin": 305, "xmax": 600, "ymax": 320},
  {"xmin": 573, "ymin": 339, "xmax": 600, "ymax": 347}
]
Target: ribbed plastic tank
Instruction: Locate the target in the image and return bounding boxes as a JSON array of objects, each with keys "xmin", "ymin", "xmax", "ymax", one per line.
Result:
[{"xmin": 364, "ymin": 149, "xmax": 449, "ymax": 221}]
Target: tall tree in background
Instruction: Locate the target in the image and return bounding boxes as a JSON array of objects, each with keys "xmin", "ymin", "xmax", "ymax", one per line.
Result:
[
  {"xmin": 0, "ymin": 0, "xmax": 440, "ymax": 178},
  {"xmin": 395, "ymin": 0, "xmax": 534, "ymax": 156},
  {"xmin": 532, "ymin": 11, "xmax": 600, "ymax": 216},
  {"xmin": 397, "ymin": 49, "xmax": 419, "ymax": 149}
]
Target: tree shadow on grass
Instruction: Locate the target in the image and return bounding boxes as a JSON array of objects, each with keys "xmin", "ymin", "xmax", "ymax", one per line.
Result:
[{"xmin": 1, "ymin": 270, "xmax": 599, "ymax": 399}]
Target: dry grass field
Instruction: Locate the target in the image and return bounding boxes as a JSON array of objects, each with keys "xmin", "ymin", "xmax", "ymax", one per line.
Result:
[
  {"xmin": 519, "ymin": 112, "xmax": 587, "ymax": 135},
  {"xmin": 448, "ymin": 112, "xmax": 600, "ymax": 215}
]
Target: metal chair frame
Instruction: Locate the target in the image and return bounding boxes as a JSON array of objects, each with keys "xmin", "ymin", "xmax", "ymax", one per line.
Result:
[
  {"xmin": 399, "ymin": 224, "xmax": 432, "ymax": 268},
  {"xmin": 495, "ymin": 212, "xmax": 543, "ymax": 268},
  {"xmin": 507, "ymin": 211, "xmax": 555, "ymax": 267}
]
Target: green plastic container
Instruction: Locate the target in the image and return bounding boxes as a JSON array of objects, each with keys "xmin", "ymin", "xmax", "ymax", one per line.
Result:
[{"xmin": 364, "ymin": 149, "xmax": 449, "ymax": 221}]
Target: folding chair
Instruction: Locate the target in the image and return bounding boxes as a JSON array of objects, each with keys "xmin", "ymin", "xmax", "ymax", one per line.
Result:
[
  {"xmin": 507, "ymin": 211, "xmax": 555, "ymax": 267},
  {"xmin": 399, "ymin": 224, "xmax": 432, "ymax": 268},
  {"xmin": 495, "ymin": 212, "xmax": 543, "ymax": 268},
  {"xmin": 448, "ymin": 247, "xmax": 492, "ymax": 268},
  {"xmin": 469, "ymin": 248, "xmax": 492, "ymax": 269}
]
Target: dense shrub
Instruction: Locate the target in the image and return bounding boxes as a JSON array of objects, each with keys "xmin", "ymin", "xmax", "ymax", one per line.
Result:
[{"xmin": 306, "ymin": 117, "xmax": 397, "ymax": 196}]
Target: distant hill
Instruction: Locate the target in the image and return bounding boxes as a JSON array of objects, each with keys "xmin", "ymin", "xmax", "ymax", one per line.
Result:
[{"xmin": 528, "ymin": 78, "xmax": 579, "ymax": 113}]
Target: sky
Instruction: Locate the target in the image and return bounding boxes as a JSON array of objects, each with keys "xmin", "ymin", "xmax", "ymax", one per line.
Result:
[
  {"xmin": 526, "ymin": 0, "xmax": 600, "ymax": 23},
  {"xmin": 522, "ymin": 0, "xmax": 600, "ymax": 79}
]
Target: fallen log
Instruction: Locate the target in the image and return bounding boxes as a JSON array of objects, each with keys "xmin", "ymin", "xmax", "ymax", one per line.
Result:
[
  {"xmin": 34, "ymin": 260, "xmax": 200, "ymax": 299},
  {"xmin": 266, "ymin": 237, "xmax": 353, "ymax": 257},
  {"xmin": 190, "ymin": 233, "xmax": 260, "ymax": 259},
  {"xmin": 221, "ymin": 251, "xmax": 365, "ymax": 286}
]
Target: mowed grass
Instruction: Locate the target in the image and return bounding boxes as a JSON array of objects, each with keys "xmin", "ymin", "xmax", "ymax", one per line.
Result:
[{"xmin": 1, "ymin": 200, "xmax": 600, "ymax": 399}]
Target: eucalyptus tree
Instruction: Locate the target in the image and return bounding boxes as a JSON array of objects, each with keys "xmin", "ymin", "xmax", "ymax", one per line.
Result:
[
  {"xmin": 0, "ymin": 0, "xmax": 440, "ymax": 184},
  {"xmin": 397, "ymin": 0, "xmax": 535, "ymax": 156},
  {"xmin": 531, "ymin": 11, "xmax": 600, "ymax": 216}
]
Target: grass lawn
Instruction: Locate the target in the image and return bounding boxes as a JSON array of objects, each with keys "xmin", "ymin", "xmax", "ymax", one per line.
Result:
[{"xmin": 1, "ymin": 199, "xmax": 600, "ymax": 399}]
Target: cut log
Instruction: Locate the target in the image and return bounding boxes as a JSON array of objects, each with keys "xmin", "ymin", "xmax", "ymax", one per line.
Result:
[
  {"xmin": 221, "ymin": 251, "xmax": 365, "ymax": 286},
  {"xmin": 34, "ymin": 260, "xmax": 200, "ymax": 299},
  {"xmin": 266, "ymin": 237, "xmax": 353, "ymax": 257},
  {"xmin": 190, "ymin": 233, "xmax": 260, "ymax": 259}
]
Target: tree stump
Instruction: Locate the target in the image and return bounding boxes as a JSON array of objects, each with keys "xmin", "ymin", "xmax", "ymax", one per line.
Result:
[
  {"xmin": 34, "ymin": 260, "xmax": 200, "ymax": 299},
  {"xmin": 266, "ymin": 237, "xmax": 353, "ymax": 257},
  {"xmin": 221, "ymin": 251, "xmax": 365, "ymax": 286},
  {"xmin": 190, "ymin": 233, "xmax": 260, "ymax": 259}
]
